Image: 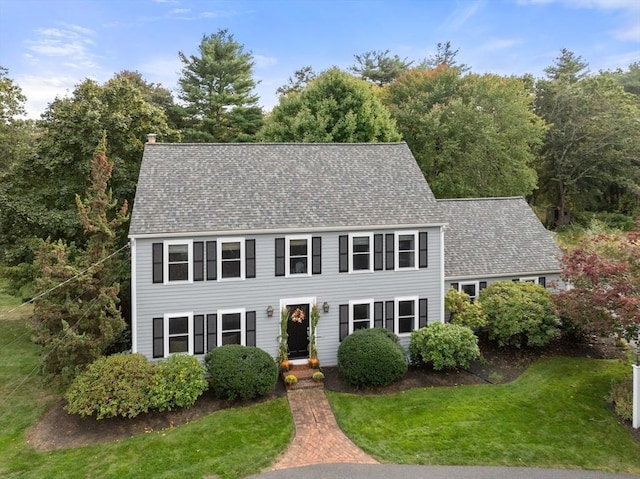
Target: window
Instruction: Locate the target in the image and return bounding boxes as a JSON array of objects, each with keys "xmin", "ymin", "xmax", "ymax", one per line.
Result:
[
  {"xmin": 164, "ymin": 312, "xmax": 193, "ymax": 356},
  {"xmin": 519, "ymin": 277, "xmax": 539, "ymax": 284},
  {"xmin": 396, "ymin": 232, "xmax": 418, "ymax": 270},
  {"xmin": 349, "ymin": 299, "xmax": 373, "ymax": 333},
  {"xmin": 349, "ymin": 233, "xmax": 373, "ymax": 272},
  {"xmin": 218, "ymin": 309, "xmax": 246, "ymax": 346},
  {"xmin": 217, "ymin": 238, "xmax": 245, "ymax": 280},
  {"xmin": 395, "ymin": 297, "xmax": 418, "ymax": 335},
  {"xmin": 164, "ymin": 240, "xmax": 193, "ymax": 283},
  {"xmin": 458, "ymin": 281, "xmax": 479, "ymax": 300},
  {"xmin": 286, "ymin": 236, "xmax": 311, "ymax": 277}
]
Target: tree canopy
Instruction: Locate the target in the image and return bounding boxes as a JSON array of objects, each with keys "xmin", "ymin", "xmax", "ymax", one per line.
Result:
[
  {"xmin": 176, "ymin": 29, "xmax": 263, "ymax": 142},
  {"xmin": 384, "ymin": 65, "xmax": 544, "ymax": 198},
  {"xmin": 349, "ymin": 49, "xmax": 413, "ymax": 86},
  {"xmin": 260, "ymin": 68, "xmax": 401, "ymax": 143}
]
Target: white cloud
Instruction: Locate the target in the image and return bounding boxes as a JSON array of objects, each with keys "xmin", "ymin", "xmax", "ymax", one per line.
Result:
[
  {"xmin": 480, "ymin": 38, "xmax": 522, "ymax": 51},
  {"xmin": 25, "ymin": 24, "xmax": 99, "ymax": 69},
  {"xmin": 612, "ymin": 22, "xmax": 640, "ymax": 41},
  {"xmin": 440, "ymin": 0, "xmax": 486, "ymax": 31},
  {"xmin": 517, "ymin": 0, "xmax": 639, "ymax": 8},
  {"xmin": 254, "ymin": 54, "xmax": 277, "ymax": 69},
  {"xmin": 137, "ymin": 56, "xmax": 183, "ymax": 91},
  {"xmin": 17, "ymin": 74, "xmax": 79, "ymax": 119}
]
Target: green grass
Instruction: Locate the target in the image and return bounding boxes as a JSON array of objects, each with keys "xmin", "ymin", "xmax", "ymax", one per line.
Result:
[
  {"xmin": 0, "ymin": 303, "xmax": 293, "ymax": 479},
  {"xmin": 328, "ymin": 357, "xmax": 640, "ymax": 474}
]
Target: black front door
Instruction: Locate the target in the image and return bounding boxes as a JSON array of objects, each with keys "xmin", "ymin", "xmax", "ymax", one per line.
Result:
[{"xmin": 287, "ymin": 303, "xmax": 310, "ymax": 359}]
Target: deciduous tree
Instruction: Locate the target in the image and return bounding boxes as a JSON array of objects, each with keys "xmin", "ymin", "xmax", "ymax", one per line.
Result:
[{"xmin": 260, "ymin": 68, "xmax": 400, "ymax": 143}]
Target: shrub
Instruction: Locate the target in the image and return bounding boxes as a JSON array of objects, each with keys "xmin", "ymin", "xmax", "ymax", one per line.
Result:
[
  {"xmin": 607, "ymin": 375, "xmax": 632, "ymax": 421},
  {"xmin": 445, "ymin": 288, "xmax": 487, "ymax": 329},
  {"xmin": 479, "ymin": 281, "xmax": 561, "ymax": 348},
  {"xmin": 65, "ymin": 353, "xmax": 155, "ymax": 419},
  {"xmin": 409, "ymin": 323, "xmax": 480, "ymax": 370},
  {"xmin": 150, "ymin": 354, "xmax": 208, "ymax": 411},
  {"xmin": 337, "ymin": 328, "xmax": 407, "ymax": 388},
  {"xmin": 205, "ymin": 345, "xmax": 278, "ymax": 400}
]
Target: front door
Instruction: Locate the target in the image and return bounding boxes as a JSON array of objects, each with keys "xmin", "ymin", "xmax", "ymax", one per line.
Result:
[{"xmin": 286, "ymin": 303, "xmax": 310, "ymax": 359}]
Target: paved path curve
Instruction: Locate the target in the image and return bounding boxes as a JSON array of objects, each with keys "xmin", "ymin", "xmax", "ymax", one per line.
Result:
[{"xmin": 270, "ymin": 388, "xmax": 378, "ymax": 470}]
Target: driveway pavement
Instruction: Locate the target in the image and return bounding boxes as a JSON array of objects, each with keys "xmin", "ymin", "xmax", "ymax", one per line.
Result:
[{"xmin": 250, "ymin": 464, "xmax": 639, "ymax": 479}]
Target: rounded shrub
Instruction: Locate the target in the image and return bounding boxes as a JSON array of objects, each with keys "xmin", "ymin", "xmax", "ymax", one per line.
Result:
[
  {"xmin": 409, "ymin": 322, "xmax": 480, "ymax": 370},
  {"xmin": 65, "ymin": 353, "xmax": 155, "ymax": 419},
  {"xmin": 205, "ymin": 345, "xmax": 278, "ymax": 400},
  {"xmin": 150, "ymin": 354, "xmax": 208, "ymax": 411},
  {"xmin": 337, "ymin": 328, "xmax": 407, "ymax": 388},
  {"xmin": 479, "ymin": 281, "xmax": 561, "ymax": 348}
]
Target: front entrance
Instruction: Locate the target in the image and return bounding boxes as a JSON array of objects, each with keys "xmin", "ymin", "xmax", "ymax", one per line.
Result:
[{"xmin": 286, "ymin": 303, "xmax": 310, "ymax": 359}]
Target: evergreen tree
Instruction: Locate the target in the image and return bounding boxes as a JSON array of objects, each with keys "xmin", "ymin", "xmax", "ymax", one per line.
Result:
[
  {"xmin": 176, "ymin": 29, "xmax": 263, "ymax": 142},
  {"xmin": 32, "ymin": 134, "xmax": 129, "ymax": 384}
]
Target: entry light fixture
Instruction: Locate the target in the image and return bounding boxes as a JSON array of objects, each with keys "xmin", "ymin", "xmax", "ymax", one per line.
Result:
[
  {"xmin": 322, "ymin": 301, "xmax": 330, "ymax": 313},
  {"xmin": 266, "ymin": 305, "xmax": 274, "ymax": 317}
]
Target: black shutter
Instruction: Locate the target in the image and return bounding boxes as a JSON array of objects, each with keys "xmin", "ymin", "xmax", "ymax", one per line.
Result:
[
  {"xmin": 419, "ymin": 232, "xmax": 428, "ymax": 268},
  {"xmin": 450, "ymin": 282, "xmax": 459, "ymax": 291},
  {"xmin": 385, "ymin": 234, "xmax": 394, "ymax": 270},
  {"xmin": 246, "ymin": 239, "xmax": 256, "ymax": 278},
  {"xmin": 374, "ymin": 234, "xmax": 384, "ymax": 271},
  {"xmin": 194, "ymin": 314, "xmax": 204, "ymax": 354},
  {"xmin": 419, "ymin": 298, "xmax": 428, "ymax": 328},
  {"xmin": 339, "ymin": 304, "xmax": 349, "ymax": 341},
  {"xmin": 152, "ymin": 317, "xmax": 164, "ymax": 358},
  {"xmin": 385, "ymin": 300, "xmax": 394, "ymax": 331},
  {"xmin": 539, "ymin": 276, "xmax": 546, "ymax": 287},
  {"xmin": 275, "ymin": 238, "xmax": 285, "ymax": 277},
  {"xmin": 312, "ymin": 237, "xmax": 322, "ymax": 275},
  {"xmin": 206, "ymin": 314, "xmax": 217, "ymax": 351},
  {"xmin": 194, "ymin": 242, "xmax": 204, "ymax": 281},
  {"xmin": 479, "ymin": 281, "xmax": 487, "ymax": 290},
  {"xmin": 512, "ymin": 278, "xmax": 520, "ymax": 282},
  {"xmin": 246, "ymin": 311, "xmax": 256, "ymax": 346},
  {"xmin": 374, "ymin": 301, "xmax": 384, "ymax": 328},
  {"xmin": 338, "ymin": 235, "xmax": 348, "ymax": 273},
  {"xmin": 206, "ymin": 241, "xmax": 217, "ymax": 280},
  {"xmin": 152, "ymin": 243, "xmax": 163, "ymax": 283}
]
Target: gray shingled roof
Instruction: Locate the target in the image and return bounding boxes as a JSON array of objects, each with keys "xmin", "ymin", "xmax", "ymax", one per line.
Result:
[
  {"xmin": 438, "ymin": 197, "xmax": 562, "ymax": 278},
  {"xmin": 129, "ymin": 143, "xmax": 443, "ymax": 236}
]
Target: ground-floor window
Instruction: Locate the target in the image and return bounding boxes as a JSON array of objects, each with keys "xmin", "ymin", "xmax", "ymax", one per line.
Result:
[
  {"xmin": 217, "ymin": 308, "xmax": 246, "ymax": 346},
  {"xmin": 349, "ymin": 299, "xmax": 373, "ymax": 333},
  {"xmin": 395, "ymin": 297, "xmax": 418, "ymax": 335},
  {"xmin": 164, "ymin": 312, "xmax": 193, "ymax": 355}
]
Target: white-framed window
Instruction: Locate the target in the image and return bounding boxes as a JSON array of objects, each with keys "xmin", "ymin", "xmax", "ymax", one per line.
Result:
[
  {"xmin": 395, "ymin": 231, "xmax": 418, "ymax": 270},
  {"xmin": 457, "ymin": 281, "xmax": 479, "ymax": 300},
  {"xmin": 286, "ymin": 235, "xmax": 311, "ymax": 277},
  {"xmin": 519, "ymin": 277, "xmax": 539, "ymax": 284},
  {"xmin": 349, "ymin": 299, "xmax": 374, "ymax": 333},
  {"xmin": 395, "ymin": 296, "xmax": 418, "ymax": 336},
  {"xmin": 217, "ymin": 238, "xmax": 245, "ymax": 280},
  {"xmin": 164, "ymin": 312, "xmax": 193, "ymax": 356},
  {"xmin": 217, "ymin": 308, "xmax": 246, "ymax": 346},
  {"xmin": 349, "ymin": 233, "xmax": 373, "ymax": 273},
  {"xmin": 164, "ymin": 240, "xmax": 193, "ymax": 284}
]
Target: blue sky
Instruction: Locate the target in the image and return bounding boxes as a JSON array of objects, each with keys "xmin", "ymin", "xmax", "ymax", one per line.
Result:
[{"xmin": 1, "ymin": 0, "xmax": 638, "ymax": 119}]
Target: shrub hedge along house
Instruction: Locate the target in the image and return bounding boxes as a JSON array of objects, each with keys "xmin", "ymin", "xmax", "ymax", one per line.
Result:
[{"xmin": 128, "ymin": 138, "xmax": 562, "ymax": 365}]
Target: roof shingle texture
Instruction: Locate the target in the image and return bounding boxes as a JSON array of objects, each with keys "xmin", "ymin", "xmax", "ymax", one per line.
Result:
[
  {"xmin": 439, "ymin": 197, "xmax": 562, "ymax": 277},
  {"xmin": 129, "ymin": 143, "xmax": 443, "ymax": 236}
]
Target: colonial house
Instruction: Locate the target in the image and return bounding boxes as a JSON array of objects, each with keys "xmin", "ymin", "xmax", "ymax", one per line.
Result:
[{"xmin": 128, "ymin": 139, "xmax": 562, "ymax": 365}]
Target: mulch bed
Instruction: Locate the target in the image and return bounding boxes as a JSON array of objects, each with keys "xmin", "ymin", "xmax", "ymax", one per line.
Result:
[{"xmin": 27, "ymin": 335, "xmax": 636, "ymax": 451}]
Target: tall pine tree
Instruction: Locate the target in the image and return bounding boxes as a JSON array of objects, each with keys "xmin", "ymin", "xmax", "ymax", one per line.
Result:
[{"xmin": 177, "ymin": 29, "xmax": 263, "ymax": 142}]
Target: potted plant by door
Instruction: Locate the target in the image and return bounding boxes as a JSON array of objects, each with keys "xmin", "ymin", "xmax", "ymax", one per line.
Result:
[{"xmin": 284, "ymin": 374, "xmax": 298, "ymax": 388}]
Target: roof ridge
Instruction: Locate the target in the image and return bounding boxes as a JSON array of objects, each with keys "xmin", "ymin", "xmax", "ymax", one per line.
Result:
[
  {"xmin": 437, "ymin": 196, "xmax": 525, "ymax": 202},
  {"xmin": 145, "ymin": 142, "xmax": 408, "ymax": 147}
]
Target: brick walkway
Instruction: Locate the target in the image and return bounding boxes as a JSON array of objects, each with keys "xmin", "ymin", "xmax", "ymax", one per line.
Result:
[{"xmin": 271, "ymin": 388, "xmax": 378, "ymax": 470}]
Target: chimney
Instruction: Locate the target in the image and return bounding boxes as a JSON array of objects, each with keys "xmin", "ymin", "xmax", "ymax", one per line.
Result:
[{"xmin": 146, "ymin": 133, "xmax": 157, "ymax": 144}]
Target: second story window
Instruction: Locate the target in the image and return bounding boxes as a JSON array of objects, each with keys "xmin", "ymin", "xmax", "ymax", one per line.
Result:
[
  {"xmin": 396, "ymin": 232, "xmax": 418, "ymax": 270},
  {"xmin": 350, "ymin": 234, "xmax": 373, "ymax": 272},
  {"xmin": 286, "ymin": 236, "xmax": 311, "ymax": 277},
  {"xmin": 218, "ymin": 238, "xmax": 245, "ymax": 280},
  {"xmin": 163, "ymin": 240, "xmax": 193, "ymax": 284}
]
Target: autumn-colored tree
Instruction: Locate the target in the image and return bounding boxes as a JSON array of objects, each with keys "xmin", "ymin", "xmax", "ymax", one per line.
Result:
[
  {"xmin": 554, "ymin": 222, "xmax": 640, "ymax": 342},
  {"xmin": 32, "ymin": 134, "xmax": 129, "ymax": 384}
]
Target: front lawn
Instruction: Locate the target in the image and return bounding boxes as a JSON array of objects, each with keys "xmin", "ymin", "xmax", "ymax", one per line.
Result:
[
  {"xmin": 328, "ymin": 357, "xmax": 640, "ymax": 474},
  {"xmin": 0, "ymin": 309, "xmax": 293, "ymax": 479}
]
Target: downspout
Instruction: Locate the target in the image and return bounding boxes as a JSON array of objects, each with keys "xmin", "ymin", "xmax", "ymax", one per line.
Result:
[{"xmin": 130, "ymin": 237, "xmax": 137, "ymax": 353}]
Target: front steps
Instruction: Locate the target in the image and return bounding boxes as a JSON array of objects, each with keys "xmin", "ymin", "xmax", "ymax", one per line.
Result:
[{"xmin": 283, "ymin": 362, "xmax": 324, "ymax": 390}]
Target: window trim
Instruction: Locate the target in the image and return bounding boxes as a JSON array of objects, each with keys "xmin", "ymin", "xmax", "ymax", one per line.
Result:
[
  {"xmin": 163, "ymin": 240, "xmax": 193, "ymax": 284},
  {"xmin": 519, "ymin": 276, "xmax": 539, "ymax": 284},
  {"xmin": 394, "ymin": 296, "xmax": 418, "ymax": 336},
  {"xmin": 395, "ymin": 231, "xmax": 418, "ymax": 270},
  {"xmin": 217, "ymin": 308, "xmax": 246, "ymax": 347},
  {"xmin": 349, "ymin": 233, "xmax": 374, "ymax": 273},
  {"xmin": 285, "ymin": 235, "xmax": 312, "ymax": 277},
  {"xmin": 457, "ymin": 281, "xmax": 480, "ymax": 300},
  {"xmin": 349, "ymin": 298, "xmax": 374, "ymax": 334},
  {"xmin": 163, "ymin": 312, "xmax": 193, "ymax": 357},
  {"xmin": 217, "ymin": 237, "xmax": 245, "ymax": 281}
]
